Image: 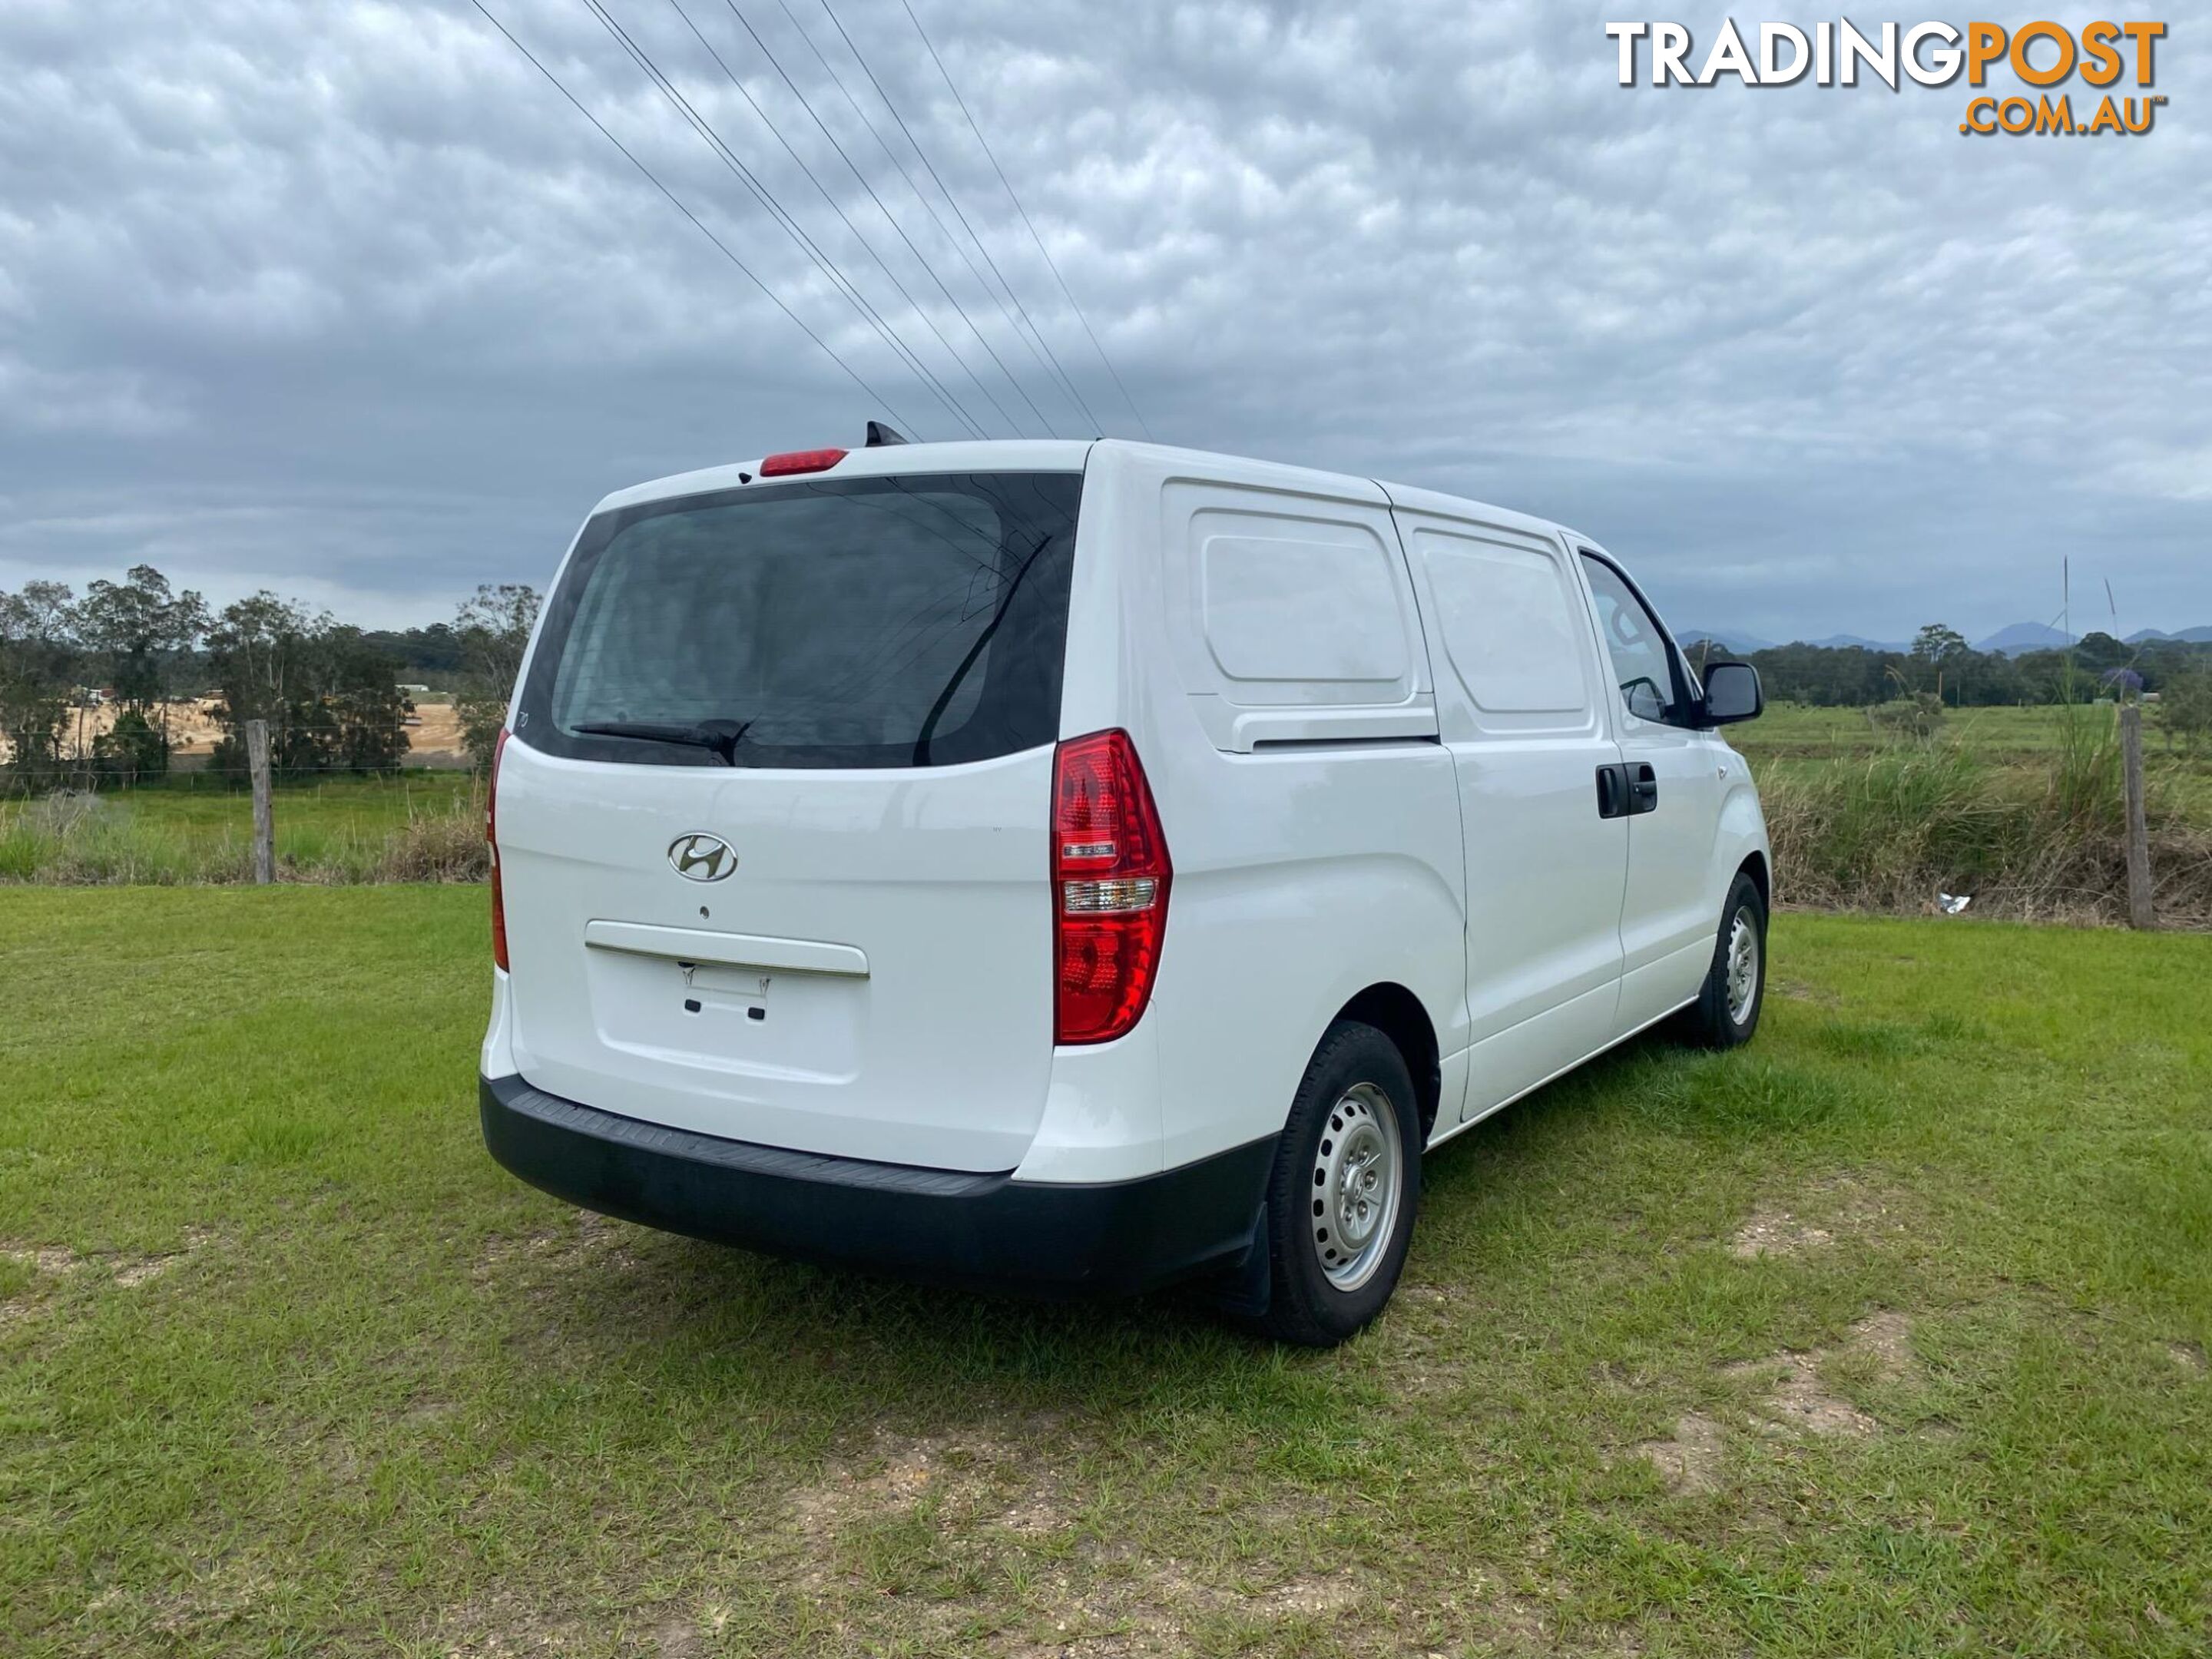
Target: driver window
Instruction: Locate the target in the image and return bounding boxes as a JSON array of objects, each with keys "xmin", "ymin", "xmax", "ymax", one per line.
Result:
[{"xmin": 1579, "ymin": 554, "xmax": 1680, "ymax": 727}]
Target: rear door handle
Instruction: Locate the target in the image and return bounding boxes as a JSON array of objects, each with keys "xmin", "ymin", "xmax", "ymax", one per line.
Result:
[
  {"xmin": 1595, "ymin": 763, "xmax": 1627, "ymax": 819},
  {"xmin": 1629, "ymin": 763, "xmax": 1659, "ymax": 814}
]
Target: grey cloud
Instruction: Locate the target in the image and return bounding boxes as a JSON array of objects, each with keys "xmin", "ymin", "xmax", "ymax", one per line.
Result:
[{"xmin": 0, "ymin": 0, "xmax": 2206, "ymax": 637}]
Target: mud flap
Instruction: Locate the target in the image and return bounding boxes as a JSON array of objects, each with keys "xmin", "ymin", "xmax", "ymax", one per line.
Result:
[{"xmin": 1207, "ymin": 1204, "xmax": 1273, "ymax": 1318}]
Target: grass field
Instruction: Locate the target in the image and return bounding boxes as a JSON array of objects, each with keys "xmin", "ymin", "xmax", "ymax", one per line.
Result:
[
  {"xmin": 1734, "ymin": 701, "xmax": 2090, "ymax": 757},
  {"xmin": 3, "ymin": 888, "xmax": 2207, "ymax": 1656},
  {"xmin": 0, "ymin": 773, "xmax": 482, "ymax": 883},
  {"xmin": 1734, "ymin": 699, "xmax": 2209, "ymax": 767},
  {"xmin": 5, "ymin": 704, "xmax": 2209, "ymax": 899}
]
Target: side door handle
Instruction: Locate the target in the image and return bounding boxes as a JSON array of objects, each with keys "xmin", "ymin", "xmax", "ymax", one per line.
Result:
[
  {"xmin": 1594, "ymin": 763, "xmax": 1628, "ymax": 819},
  {"xmin": 1629, "ymin": 763, "xmax": 1659, "ymax": 814}
]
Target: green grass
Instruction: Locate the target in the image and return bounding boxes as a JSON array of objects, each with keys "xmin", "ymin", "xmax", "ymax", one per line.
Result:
[
  {"xmin": 2, "ymin": 889, "xmax": 2207, "ymax": 1655},
  {"xmin": 1740, "ymin": 704, "xmax": 2212, "ymax": 820},
  {"xmin": 1738, "ymin": 704, "xmax": 2212, "ymax": 825},
  {"xmin": 8, "ymin": 724, "xmax": 2207, "ymax": 913},
  {"xmin": 1730, "ymin": 700, "xmax": 2085, "ymax": 757},
  {"xmin": 1737, "ymin": 704, "xmax": 2212, "ymax": 926},
  {"xmin": 1736, "ymin": 699, "xmax": 2211, "ymax": 766},
  {"xmin": 0, "ymin": 773, "xmax": 481, "ymax": 883}
]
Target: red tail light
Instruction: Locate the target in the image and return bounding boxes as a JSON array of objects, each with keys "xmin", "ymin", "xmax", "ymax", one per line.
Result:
[
  {"xmin": 758, "ymin": 447, "xmax": 848, "ymax": 477},
  {"xmin": 488, "ymin": 727, "xmax": 510, "ymax": 972},
  {"xmin": 1053, "ymin": 730, "xmax": 1171, "ymax": 1045}
]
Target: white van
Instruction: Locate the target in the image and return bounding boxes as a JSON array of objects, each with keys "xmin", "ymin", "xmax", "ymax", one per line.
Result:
[{"xmin": 479, "ymin": 437, "xmax": 1770, "ymax": 1345}]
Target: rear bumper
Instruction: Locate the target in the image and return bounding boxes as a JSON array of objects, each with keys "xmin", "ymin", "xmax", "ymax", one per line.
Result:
[{"xmin": 479, "ymin": 1073, "xmax": 1276, "ymax": 1296}]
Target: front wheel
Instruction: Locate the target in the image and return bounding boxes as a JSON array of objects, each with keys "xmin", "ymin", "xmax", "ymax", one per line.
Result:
[
  {"xmin": 1248, "ymin": 1020, "xmax": 1421, "ymax": 1347},
  {"xmin": 1678, "ymin": 870, "xmax": 1767, "ymax": 1048}
]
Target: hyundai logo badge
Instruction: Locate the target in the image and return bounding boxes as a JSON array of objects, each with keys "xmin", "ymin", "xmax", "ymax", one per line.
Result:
[{"xmin": 667, "ymin": 833, "xmax": 737, "ymax": 882}]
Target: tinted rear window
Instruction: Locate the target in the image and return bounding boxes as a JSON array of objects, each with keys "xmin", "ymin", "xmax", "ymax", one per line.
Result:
[{"xmin": 515, "ymin": 471, "xmax": 1082, "ymax": 769}]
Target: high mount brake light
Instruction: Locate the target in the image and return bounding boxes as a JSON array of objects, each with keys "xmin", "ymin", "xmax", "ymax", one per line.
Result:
[
  {"xmin": 488, "ymin": 727, "xmax": 510, "ymax": 972},
  {"xmin": 757, "ymin": 448, "xmax": 848, "ymax": 477},
  {"xmin": 1052, "ymin": 730, "xmax": 1171, "ymax": 1045}
]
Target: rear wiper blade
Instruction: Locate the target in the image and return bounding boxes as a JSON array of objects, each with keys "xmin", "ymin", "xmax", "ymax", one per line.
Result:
[{"xmin": 571, "ymin": 717, "xmax": 755, "ymax": 765}]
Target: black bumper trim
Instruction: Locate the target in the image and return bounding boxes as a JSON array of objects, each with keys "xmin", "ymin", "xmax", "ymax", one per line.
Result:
[{"xmin": 479, "ymin": 1074, "xmax": 1277, "ymax": 1296}]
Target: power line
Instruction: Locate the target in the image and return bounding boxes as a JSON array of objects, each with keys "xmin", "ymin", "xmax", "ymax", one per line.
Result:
[
  {"xmin": 702, "ymin": 0, "xmax": 1061, "ymax": 438},
  {"xmin": 894, "ymin": 0, "xmax": 1154, "ymax": 440},
  {"xmin": 467, "ymin": 0, "xmax": 928, "ymax": 435},
  {"xmin": 581, "ymin": 0, "xmax": 981, "ymax": 436},
  {"xmin": 652, "ymin": 0, "xmax": 1019, "ymax": 438},
  {"xmin": 579, "ymin": 0, "xmax": 988, "ymax": 437},
  {"xmin": 780, "ymin": 0, "xmax": 1105, "ymax": 436}
]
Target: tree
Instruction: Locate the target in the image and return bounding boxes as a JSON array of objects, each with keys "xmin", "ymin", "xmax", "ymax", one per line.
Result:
[
  {"xmin": 78, "ymin": 565, "xmax": 208, "ymax": 707},
  {"xmin": 2160, "ymin": 669, "xmax": 2212, "ymax": 753},
  {"xmin": 452, "ymin": 584, "xmax": 540, "ymax": 770},
  {"xmin": 75, "ymin": 564, "xmax": 208, "ymax": 779},
  {"xmin": 316, "ymin": 626, "xmax": 409, "ymax": 773},
  {"xmin": 0, "ymin": 582, "xmax": 83, "ymax": 793},
  {"xmin": 92, "ymin": 709, "xmax": 170, "ymax": 786},
  {"xmin": 1909, "ymin": 624, "xmax": 1970, "ymax": 699},
  {"xmin": 1910, "ymin": 624, "xmax": 1969, "ymax": 664},
  {"xmin": 202, "ymin": 594, "xmax": 410, "ymax": 782}
]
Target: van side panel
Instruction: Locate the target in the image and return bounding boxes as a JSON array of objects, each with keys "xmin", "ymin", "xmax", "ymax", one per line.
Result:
[
  {"xmin": 1385, "ymin": 494, "xmax": 1631, "ymax": 1120},
  {"xmin": 1035, "ymin": 445, "xmax": 1468, "ymax": 1180}
]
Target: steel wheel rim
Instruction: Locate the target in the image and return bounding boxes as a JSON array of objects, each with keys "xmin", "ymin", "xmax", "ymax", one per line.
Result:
[
  {"xmin": 1309, "ymin": 1082, "xmax": 1403, "ymax": 1292},
  {"xmin": 1724, "ymin": 909, "xmax": 1760, "ymax": 1025}
]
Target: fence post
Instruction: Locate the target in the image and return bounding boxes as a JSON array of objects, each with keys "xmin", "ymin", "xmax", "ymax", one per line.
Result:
[
  {"xmin": 2119, "ymin": 703, "xmax": 2154, "ymax": 929},
  {"xmin": 246, "ymin": 719, "xmax": 275, "ymax": 886}
]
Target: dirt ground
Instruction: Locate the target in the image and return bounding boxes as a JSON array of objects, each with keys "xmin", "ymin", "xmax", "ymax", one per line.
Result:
[{"xmin": 38, "ymin": 698, "xmax": 468, "ymax": 760}]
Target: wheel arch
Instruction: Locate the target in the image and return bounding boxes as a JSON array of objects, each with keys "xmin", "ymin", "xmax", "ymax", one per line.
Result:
[
  {"xmin": 1737, "ymin": 847, "xmax": 1770, "ymax": 909},
  {"xmin": 1331, "ymin": 983, "xmax": 1442, "ymax": 1144}
]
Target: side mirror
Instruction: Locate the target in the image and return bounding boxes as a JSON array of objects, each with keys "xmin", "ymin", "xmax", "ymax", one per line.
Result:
[{"xmin": 1700, "ymin": 661, "xmax": 1763, "ymax": 725}]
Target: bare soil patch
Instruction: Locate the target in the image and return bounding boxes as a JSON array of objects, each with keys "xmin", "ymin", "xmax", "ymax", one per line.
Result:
[
  {"xmin": 1633, "ymin": 1412, "xmax": 1727, "ymax": 1495},
  {"xmin": 787, "ymin": 1419, "xmax": 1083, "ymax": 1545},
  {"xmin": 1628, "ymin": 1311, "xmax": 1916, "ymax": 1491},
  {"xmin": 1775, "ymin": 978, "xmax": 1843, "ymax": 1006},
  {"xmin": 1726, "ymin": 1311, "xmax": 1912, "ymax": 1439},
  {"xmin": 1729, "ymin": 1206, "xmax": 1833, "ymax": 1260},
  {"xmin": 3, "ymin": 1228, "xmax": 213, "ymax": 1321},
  {"xmin": 46, "ymin": 697, "xmax": 470, "ymax": 760},
  {"xmin": 1728, "ymin": 1176, "xmax": 1914, "ymax": 1259},
  {"xmin": 472, "ymin": 1208, "xmax": 641, "ymax": 1283}
]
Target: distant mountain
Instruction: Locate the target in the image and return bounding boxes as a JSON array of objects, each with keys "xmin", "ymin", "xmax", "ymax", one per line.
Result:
[
  {"xmin": 1674, "ymin": 621, "xmax": 2205, "ymax": 657},
  {"xmin": 1975, "ymin": 622, "xmax": 2077, "ymax": 654},
  {"xmin": 1682, "ymin": 630, "xmax": 1907, "ymax": 653},
  {"xmin": 1805, "ymin": 633, "xmax": 1909, "ymax": 653},
  {"xmin": 1679, "ymin": 627, "xmax": 1777, "ymax": 653}
]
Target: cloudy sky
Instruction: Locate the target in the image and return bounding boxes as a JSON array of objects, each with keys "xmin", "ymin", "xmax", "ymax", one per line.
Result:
[{"xmin": 1, "ymin": 0, "xmax": 2204, "ymax": 643}]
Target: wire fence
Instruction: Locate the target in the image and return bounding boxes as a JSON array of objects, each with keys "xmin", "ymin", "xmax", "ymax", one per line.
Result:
[{"xmin": 2, "ymin": 761, "xmax": 483, "ymax": 802}]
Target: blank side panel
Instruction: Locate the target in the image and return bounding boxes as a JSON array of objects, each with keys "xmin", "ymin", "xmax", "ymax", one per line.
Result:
[{"xmin": 1162, "ymin": 481, "xmax": 1435, "ymax": 752}]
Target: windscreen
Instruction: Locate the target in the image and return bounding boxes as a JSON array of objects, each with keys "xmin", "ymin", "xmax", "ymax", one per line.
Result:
[{"xmin": 515, "ymin": 471, "xmax": 1082, "ymax": 769}]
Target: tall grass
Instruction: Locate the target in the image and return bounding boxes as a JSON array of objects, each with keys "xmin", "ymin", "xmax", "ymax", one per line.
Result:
[
  {"xmin": 1760, "ymin": 711, "xmax": 2212, "ymax": 926},
  {"xmin": 0, "ymin": 788, "xmax": 487, "ymax": 886},
  {"xmin": 6, "ymin": 743, "xmax": 2207, "ymax": 926}
]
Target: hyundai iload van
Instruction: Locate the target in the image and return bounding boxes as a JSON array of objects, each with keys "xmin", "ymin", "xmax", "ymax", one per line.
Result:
[{"xmin": 479, "ymin": 436, "xmax": 1770, "ymax": 1345}]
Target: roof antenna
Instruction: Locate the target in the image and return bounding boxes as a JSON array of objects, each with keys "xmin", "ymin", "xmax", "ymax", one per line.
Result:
[{"xmin": 865, "ymin": 419, "xmax": 909, "ymax": 447}]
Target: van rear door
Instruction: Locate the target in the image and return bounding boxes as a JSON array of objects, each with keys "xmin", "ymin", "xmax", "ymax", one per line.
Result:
[{"xmin": 493, "ymin": 469, "xmax": 1084, "ymax": 1173}]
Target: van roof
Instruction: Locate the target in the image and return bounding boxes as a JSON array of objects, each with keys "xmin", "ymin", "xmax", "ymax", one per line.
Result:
[{"xmin": 591, "ymin": 439, "xmax": 1583, "ymax": 546}]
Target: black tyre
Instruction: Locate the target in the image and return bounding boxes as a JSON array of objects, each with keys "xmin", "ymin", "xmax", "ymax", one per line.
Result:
[
  {"xmin": 1250, "ymin": 1020, "xmax": 1421, "ymax": 1347},
  {"xmin": 1678, "ymin": 869, "xmax": 1767, "ymax": 1049}
]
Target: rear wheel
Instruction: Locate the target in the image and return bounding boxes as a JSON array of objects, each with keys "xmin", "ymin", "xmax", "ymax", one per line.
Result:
[
  {"xmin": 1678, "ymin": 869, "xmax": 1767, "ymax": 1048},
  {"xmin": 1250, "ymin": 1021, "xmax": 1421, "ymax": 1347}
]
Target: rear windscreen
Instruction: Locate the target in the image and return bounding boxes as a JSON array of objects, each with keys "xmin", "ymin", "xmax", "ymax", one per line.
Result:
[{"xmin": 515, "ymin": 471, "xmax": 1082, "ymax": 769}]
